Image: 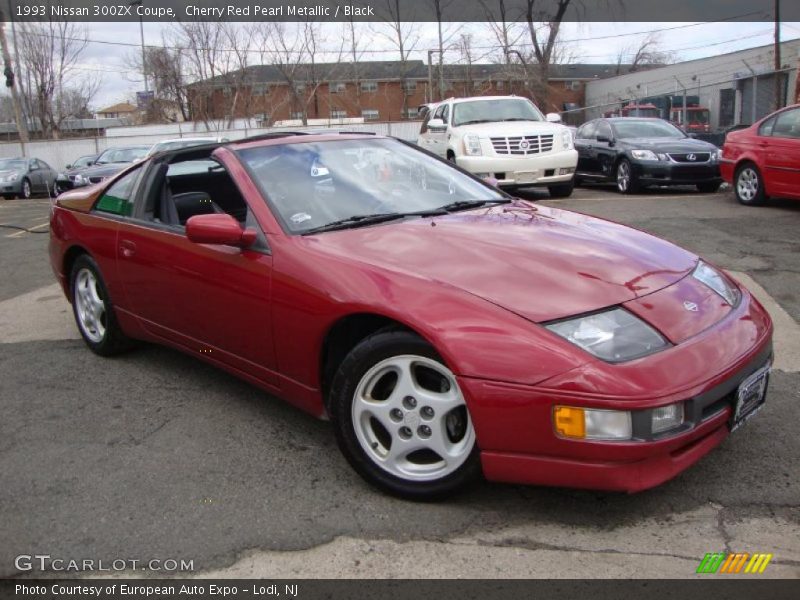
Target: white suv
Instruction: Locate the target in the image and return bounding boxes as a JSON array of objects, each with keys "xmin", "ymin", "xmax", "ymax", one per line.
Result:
[{"xmin": 417, "ymin": 96, "xmax": 578, "ymax": 197}]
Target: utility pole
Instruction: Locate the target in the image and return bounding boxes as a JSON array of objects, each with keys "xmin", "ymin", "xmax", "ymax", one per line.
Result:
[
  {"xmin": 0, "ymin": 9, "xmax": 29, "ymax": 153},
  {"xmin": 774, "ymin": 0, "xmax": 782, "ymax": 110}
]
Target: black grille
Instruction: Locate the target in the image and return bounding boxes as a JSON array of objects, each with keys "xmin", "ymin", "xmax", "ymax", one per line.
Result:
[
  {"xmin": 668, "ymin": 152, "xmax": 711, "ymax": 163},
  {"xmin": 88, "ymin": 176, "xmax": 106, "ymax": 184}
]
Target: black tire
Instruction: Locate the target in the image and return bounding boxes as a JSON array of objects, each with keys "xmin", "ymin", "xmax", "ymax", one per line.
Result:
[
  {"xmin": 329, "ymin": 330, "xmax": 481, "ymax": 500},
  {"xmin": 51, "ymin": 180, "xmax": 59, "ymax": 197},
  {"xmin": 20, "ymin": 178, "xmax": 32, "ymax": 199},
  {"xmin": 548, "ymin": 180, "xmax": 574, "ymax": 198},
  {"xmin": 733, "ymin": 163, "xmax": 766, "ymax": 206},
  {"xmin": 447, "ymin": 152, "xmax": 457, "ymax": 163},
  {"xmin": 696, "ymin": 182, "xmax": 722, "ymax": 193},
  {"xmin": 616, "ymin": 159, "xmax": 640, "ymax": 194},
  {"xmin": 70, "ymin": 254, "xmax": 135, "ymax": 356}
]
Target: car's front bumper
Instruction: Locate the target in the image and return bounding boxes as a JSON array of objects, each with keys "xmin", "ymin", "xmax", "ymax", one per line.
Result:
[
  {"xmin": 631, "ymin": 160, "xmax": 722, "ymax": 186},
  {"xmin": 460, "ymin": 288, "xmax": 773, "ymax": 492},
  {"xmin": 1, "ymin": 181, "xmax": 23, "ymax": 195},
  {"xmin": 457, "ymin": 149, "xmax": 578, "ymax": 187}
]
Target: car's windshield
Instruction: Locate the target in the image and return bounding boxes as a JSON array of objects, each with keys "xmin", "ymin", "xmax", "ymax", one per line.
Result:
[
  {"xmin": 238, "ymin": 138, "xmax": 505, "ymax": 234},
  {"xmin": 0, "ymin": 159, "xmax": 27, "ymax": 171},
  {"xmin": 73, "ymin": 156, "xmax": 95, "ymax": 168},
  {"xmin": 612, "ymin": 120, "xmax": 686, "ymax": 139},
  {"xmin": 452, "ymin": 98, "xmax": 544, "ymax": 126},
  {"xmin": 96, "ymin": 147, "xmax": 149, "ymax": 164}
]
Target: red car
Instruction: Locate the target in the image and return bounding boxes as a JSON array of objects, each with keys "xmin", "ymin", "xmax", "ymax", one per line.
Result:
[
  {"xmin": 49, "ymin": 133, "xmax": 773, "ymax": 499},
  {"xmin": 721, "ymin": 103, "xmax": 800, "ymax": 205}
]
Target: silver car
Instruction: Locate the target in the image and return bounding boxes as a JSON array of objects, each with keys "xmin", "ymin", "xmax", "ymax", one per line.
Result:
[{"xmin": 0, "ymin": 158, "xmax": 58, "ymax": 199}]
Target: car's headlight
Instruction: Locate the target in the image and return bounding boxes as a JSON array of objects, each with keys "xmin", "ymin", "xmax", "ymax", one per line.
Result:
[
  {"xmin": 463, "ymin": 134, "xmax": 482, "ymax": 156},
  {"xmin": 692, "ymin": 260, "xmax": 740, "ymax": 306},
  {"xmin": 651, "ymin": 402, "xmax": 684, "ymax": 434},
  {"xmin": 630, "ymin": 149, "xmax": 660, "ymax": 161},
  {"xmin": 73, "ymin": 174, "xmax": 87, "ymax": 186},
  {"xmin": 709, "ymin": 150, "xmax": 721, "ymax": 163},
  {"xmin": 561, "ymin": 128, "xmax": 573, "ymax": 150},
  {"xmin": 545, "ymin": 307, "xmax": 670, "ymax": 362},
  {"xmin": 2, "ymin": 173, "xmax": 20, "ymax": 182}
]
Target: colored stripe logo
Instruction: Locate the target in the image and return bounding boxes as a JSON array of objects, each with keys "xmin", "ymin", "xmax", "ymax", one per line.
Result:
[{"xmin": 697, "ymin": 552, "xmax": 773, "ymax": 574}]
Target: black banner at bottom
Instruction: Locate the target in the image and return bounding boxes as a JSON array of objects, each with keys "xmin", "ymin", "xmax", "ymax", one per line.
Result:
[{"xmin": 1, "ymin": 580, "xmax": 799, "ymax": 600}]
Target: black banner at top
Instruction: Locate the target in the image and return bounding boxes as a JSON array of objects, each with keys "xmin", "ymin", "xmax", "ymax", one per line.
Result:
[{"xmin": 2, "ymin": 0, "xmax": 799, "ymax": 22}]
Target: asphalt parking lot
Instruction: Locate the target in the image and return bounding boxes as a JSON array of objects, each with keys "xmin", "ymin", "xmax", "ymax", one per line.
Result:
[{"xmin": 1, "ymin": 187, "xmax": 799, "ymax": 579}]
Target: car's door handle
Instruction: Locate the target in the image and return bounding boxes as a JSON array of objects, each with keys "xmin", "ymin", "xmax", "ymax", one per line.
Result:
[{"xmin": 119, "ymin": 239, "xmax": 136, "ymax": 258}]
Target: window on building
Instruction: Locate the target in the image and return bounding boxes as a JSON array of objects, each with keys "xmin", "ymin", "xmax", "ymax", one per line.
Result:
[
  {"xmin": 495, "ymin": 80, "xmax": 505, "ymax": 90},
  {"xmin": 330, "ymin": 82, "xmax": 346, "ymax": 94},
  {"xmin": 256, "ymin": 113, "xmax": 271, "ymax": 124},
  {"xmin": 473, "ymin": 80, "xmax": 483, "ymax": 90},
  {"xmin": 330, "ymin": 109, "xmax": 347, "ymax": 119},
  {"xmin": 362, "ymin": 109, "xmax": 379, "ymax": 121},
  {"xmin": 252, "ymin": 83, "xmax": 270, "ymax": 96},
  {"xmin": 293, "ymin": 83, "xmax": 306, "ymax": 93},
  {"xmin": 361, "ymin": 81, "xmax": 378, "ymax": 93},
  {"xmin": 402, "ymin": 80, "xmax": 417, "ymax": 94},
  {"xmin": 222, "ymin": 86, "xmax": 232, "ymax": 96},
  {"xmin": 291, "ymin": 111, "xmax": 304, "ymax": 120},
  {"xmin": 563, "ymin": 81, "xmax": 581, "ymax": 91},
  {"xmin": 402, "ymin": 108, "xmax": 418, "ymax": 119}
]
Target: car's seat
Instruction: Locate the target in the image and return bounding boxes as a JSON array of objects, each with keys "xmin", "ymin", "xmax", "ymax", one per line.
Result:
[{"xmin": 171, "ymin": 191, "xmax": 223, "ymax": 225}]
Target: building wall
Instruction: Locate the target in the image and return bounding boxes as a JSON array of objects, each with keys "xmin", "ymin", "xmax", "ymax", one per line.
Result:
[
  {"xmin": 584, "ymin": 41, "xmax": 800, "ymax": 132},
  {"xmin": 190, "ymin": 78, "xmax": 586, "ymax": 124}
]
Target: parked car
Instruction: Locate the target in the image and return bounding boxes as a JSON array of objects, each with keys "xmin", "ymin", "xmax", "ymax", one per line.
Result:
[
  {"xmin": 70, "ymin": 146, "xmax": 150, "ymax": 189},
  {"xmin": 50, "ymin": 132, "xmax": 772, "ymax": 499},
  {"xmin": 574, "ymin": 117, "xmax": 723, "ymax": 194},
  {"xmin": 0, "ymin": 157, "xmax": 58, "ymax": 199},
  {"xmin": 146, "ymin": 136, "xmax": 229, "ymax": 157},
  {"xmin": 417, "ymin": 96, "xmax": 577, "ymax": 197},
  {"xmin": 55, "ymin": 154, "xmax": 99, "ymax": 195},
  {"xmin": 721, "ymin": 103, "xmax": 800, "ymax": 205}
]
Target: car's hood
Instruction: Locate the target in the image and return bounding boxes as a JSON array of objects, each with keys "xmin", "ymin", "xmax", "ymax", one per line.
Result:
[
  {"xmin": 304, "ymin": 201, "xmax": 698, "ymax": 323},
  {"xmin": 457, "ymin": 121, "xmax": 566, "ymax": 136},
  {"xmin": 618, "ymin": 137, "xmax": 718, "ymax": 152}
]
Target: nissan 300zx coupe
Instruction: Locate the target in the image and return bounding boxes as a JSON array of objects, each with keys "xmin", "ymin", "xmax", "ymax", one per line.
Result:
[{"xmin": 49, "ymin": 132, "xmax": 773, "ymax": 499}]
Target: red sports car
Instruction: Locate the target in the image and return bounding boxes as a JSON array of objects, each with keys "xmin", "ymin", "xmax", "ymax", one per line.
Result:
[
  {"xmin": 49, "ymin": 133, "xmax": 773, "ymax": 499},
  {"xmin": 721, "ymin": 103, "xmax": 800, "ymax": 205}
]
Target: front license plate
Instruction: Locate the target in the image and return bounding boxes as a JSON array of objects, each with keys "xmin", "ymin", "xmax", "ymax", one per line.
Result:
[
  {"xmin": 731, "ymin": 364, "xmax": 770, "ymax": 432},
  {"xmin": 513, "ymin": 171, "xmax": 538, "ymax": 183}
]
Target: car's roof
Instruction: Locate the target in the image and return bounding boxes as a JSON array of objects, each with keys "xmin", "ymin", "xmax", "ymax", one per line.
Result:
[
  {"xmin": 101, "ymin": 145, "xmax": 151, "ymax": 151},
  {"xmin": 229, "ymin": 132, "xmax": 387, "ymax": 152},
  {"xmin": 154, "ymin": 137, "xmax": 220, "ymax": 143},
  {"xmin": 604, "ymin": 117, "xmax": 666, "ymax": 122}
]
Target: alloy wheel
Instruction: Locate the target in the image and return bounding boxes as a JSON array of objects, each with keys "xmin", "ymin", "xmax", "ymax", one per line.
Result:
[
  {"xmin": 74, "ymin": 268, "xmax": 107, "ymax": 343},
  {"xmin": 617, "ymin": 162, "xmax": 630, "ymax": 192},
  {"xmin": 737, "ymin": 168, "xmax": 759, "ymax": 202},
  {"xmin": 351, "ymin": 354, "xmax": 475, "ymax": 482},
  {"xmin": 22, "ymin": 180, "xmax": 31, "ymax": 199}
]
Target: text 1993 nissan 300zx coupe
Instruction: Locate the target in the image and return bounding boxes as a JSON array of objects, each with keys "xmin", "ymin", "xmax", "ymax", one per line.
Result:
[{"xmin": 49, "ymin": 133, "xmax": 773, "ymax": 499}]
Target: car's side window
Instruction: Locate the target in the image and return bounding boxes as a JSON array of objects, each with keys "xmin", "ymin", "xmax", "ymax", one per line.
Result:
[
  {"xmin": 758, "ymin": 116, "xmax": 776, "ymax": 137},
  {"xmin": 441, "ymin": 104, "xmax": 450, "ymax": 125},
  {"xmin": 433, "ymin": 104, "xmax": 445, "ymax": 121},
  {"xmin": 771, "ymin": 108, "xmax": 800, "ymax": 139},
  {"xmin": 141, "ymin": 156, "xmax": 269, "ymax": 252},
  {"xmin": 419, "ymin": 109, "xmax": 432, "ymax": 135},
  {"xmin": 596, "ymin": 121, "xmax": 613, "ymax": 140},
  {"xmin": 577, "ymin": 122, "xmax": 596, "ymax": 140},
  {"xmin": 95, "ymin": 168, "xmax": 143, "ymax": 217},
  {"xmin": 29, "ymin": 160, "xmax": 39, "ymax": 170}
]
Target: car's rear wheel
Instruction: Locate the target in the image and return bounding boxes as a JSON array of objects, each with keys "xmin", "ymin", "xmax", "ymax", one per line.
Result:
[
  {"xmin": 70, "ymin": 254, "xmax": 134, "ymax": 356},
  {"xmin": 329, "ymin": 330, "xmax": 480, "ymax": 500},
  {"xmin": 734, "ymin": 164, "xmax": 766, "ymax": 205},
  {"xmin": 548, "ymin": 180, "xmax": 574, "ymax": 198},
  {"xmin": 697, "ymin": 182, "xmax": 722, "ymax": 193},
  {"xmin": 616, "ymin": 159, "xmax": 640, "ymax": 194}
]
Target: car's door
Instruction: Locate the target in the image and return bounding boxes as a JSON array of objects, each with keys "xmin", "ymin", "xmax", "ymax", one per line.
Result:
[
  {"xmin": 28, "ymin": 160, "xmax": 44, "ymax": 192},
  {"xmin": 761, "ymin": 107, "xmax": 800, "ymax": 198},
  {"xmin": 38, "ymin": 160, "xmax": 55, "ymax": 193},
  {"xmin": 594, "ymin": 121, "xmax": 617, "ymax": 179},
  {"xmin": 114, "ymin": 156, "xmax": 278, "ymax": 385},
  {"xmin": 427, "ymin": 103, "xmax": 449, "ymax": 157},
  {"xmin": 575, "ymin": 121, "xmax": 598, "ymax": 174}
]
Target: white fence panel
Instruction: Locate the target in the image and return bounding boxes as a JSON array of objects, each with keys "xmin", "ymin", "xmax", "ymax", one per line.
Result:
[{"xmin": 0, "ymin": 121, "xmax": 423, "ymax": 172}]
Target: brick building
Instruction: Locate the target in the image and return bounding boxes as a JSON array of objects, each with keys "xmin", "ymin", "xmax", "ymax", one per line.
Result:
[{"xmin": 187, "ymin": 60, "xmax": 639, "ymax": 126}]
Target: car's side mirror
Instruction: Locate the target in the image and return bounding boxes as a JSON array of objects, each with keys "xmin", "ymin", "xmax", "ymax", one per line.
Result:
[
  {"xmin": 596, "ymin": 134, "xmax": 613, "ymax": 144},
  {"xmin": 427, "ymin": 118, "xmax": 446, "ymax": 131},
  {"xmin": 186, "ymin": 214, "xmax": 257, "ymax": 248},
  {"xmin": 545, "ymin": 112, "xmax": 562, "ymax": 123},
  {"xmin": 65, "ymin": 164, "xmax": 72, "ymax": 170}
]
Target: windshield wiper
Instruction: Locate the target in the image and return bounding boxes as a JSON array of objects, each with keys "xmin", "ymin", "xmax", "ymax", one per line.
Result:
[
  {"xmin": 457, "ymin": 119, "xmax": 492, "ymax": 126},
  {"xmin": 302, "ymin": 208, "xmax": 452, "ymax": 235},
  {"xmin": 500, "ymin": 118, "xmax": 538, "ymax": 122},
  {"xmin": 437, "ymin": 199, "xmax": 510, "ymax": 212}
]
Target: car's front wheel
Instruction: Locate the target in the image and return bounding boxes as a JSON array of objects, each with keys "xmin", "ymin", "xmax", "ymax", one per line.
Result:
[
  {"xmin": 616, "ymin": 159, "xmax": 640, "ymax": 194},
  {"xmin": 548, "ymin": 180, "xmax": 574, "ymax": 198},
  {"xmin": 70, "ymin": 254, "xmax": 134, "ymax": 356},
  {"xmin": 330, "ymin": 330, "xmax": 480, "ymax": 499},
  {"xmin": 734, "ymin": 163, "xmax": 766, "ymax": 205},
  {"xmin": 20, "ymin": 178, "xmax": 32, "ymax": 199}
]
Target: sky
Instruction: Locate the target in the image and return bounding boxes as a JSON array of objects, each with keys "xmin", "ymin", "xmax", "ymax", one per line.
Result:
[{"xmin": 10, "ymin": 20, "xmax": 800, "ymax": 109}]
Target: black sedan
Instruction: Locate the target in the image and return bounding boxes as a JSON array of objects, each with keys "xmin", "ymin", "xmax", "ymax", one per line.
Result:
[
  {"xmin": 55, "ymin": 154, "xmax": 98, "ymax": 194},
  {"xmin": 69, "ymin": 146, "xmax": 149, "ymax": 189},
  {"xmin": 574, "ymin": 118, "xmax": 722, "ymax": 194},
  {"xmin": 0, "ymin": 157, "xmax": 58, "ymax": 199}
]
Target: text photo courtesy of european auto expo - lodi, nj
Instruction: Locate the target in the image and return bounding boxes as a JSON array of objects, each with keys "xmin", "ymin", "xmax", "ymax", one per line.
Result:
[{"xmin": 1, "ymin": 0, "xmax": 799, "ymax": 599}]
